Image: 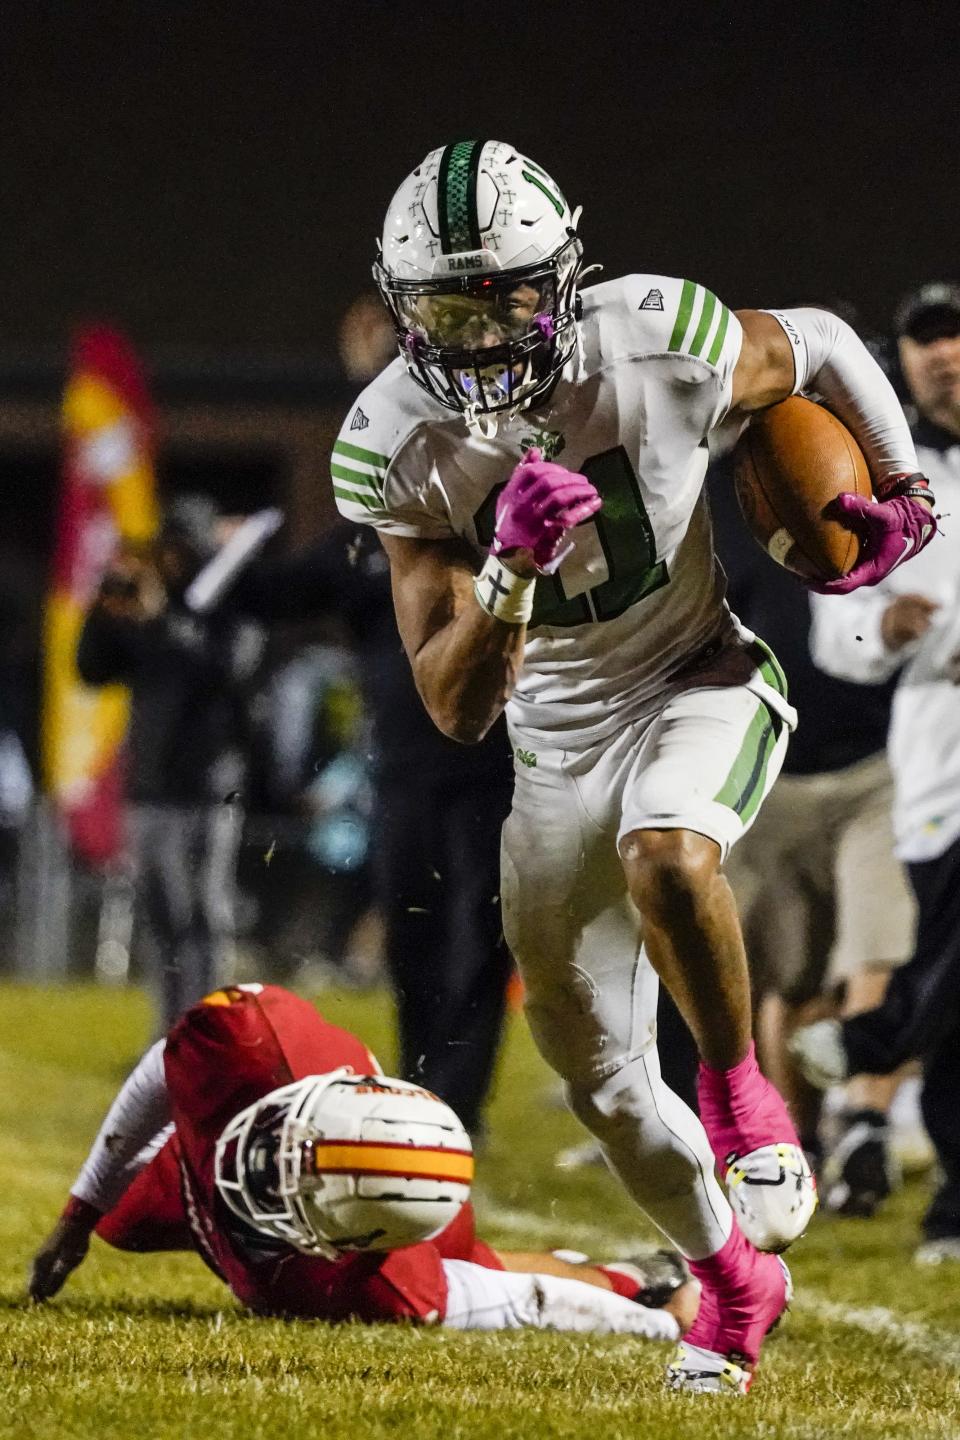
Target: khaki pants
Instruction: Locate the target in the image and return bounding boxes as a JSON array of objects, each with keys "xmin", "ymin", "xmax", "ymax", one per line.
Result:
[{"xmin": 724, "ymin": 751, "xmax": 915, "ymax": 1005}]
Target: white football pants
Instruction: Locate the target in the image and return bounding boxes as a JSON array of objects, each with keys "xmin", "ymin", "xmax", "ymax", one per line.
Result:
[{"xmin": 502, "ymin": 678, "xmax": 792, "ymax": 1261}]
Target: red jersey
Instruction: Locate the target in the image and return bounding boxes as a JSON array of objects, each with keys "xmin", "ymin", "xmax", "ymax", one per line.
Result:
[{"xmin": 96, "ymin": 984, "xmax": 498, "ymax": 1321}]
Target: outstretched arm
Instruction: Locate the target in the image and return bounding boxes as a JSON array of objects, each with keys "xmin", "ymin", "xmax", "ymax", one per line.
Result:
[{"xmin": 29, "ymin": 1041, "xmax": 172, "ymax": 1302}]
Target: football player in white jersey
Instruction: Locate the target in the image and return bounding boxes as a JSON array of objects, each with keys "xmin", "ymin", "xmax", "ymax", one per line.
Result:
[{"xmin": 331, "ymin": 140, "xmax": 935, "ymax": 1392}]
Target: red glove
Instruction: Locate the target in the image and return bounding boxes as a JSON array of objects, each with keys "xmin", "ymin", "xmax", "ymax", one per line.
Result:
[
  {"xmin": 28, "ymin": 1196, "xmax": 101, "ymax": 1302},
  {"xmin": 492, "ymin": 448, "xmax": 602, "ymax": 575}
]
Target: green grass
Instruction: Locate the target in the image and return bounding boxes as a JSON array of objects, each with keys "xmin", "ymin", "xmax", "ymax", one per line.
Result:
[{"xmin": 1, "ymin": 983, "xmax": 958, "ymax": 1439}]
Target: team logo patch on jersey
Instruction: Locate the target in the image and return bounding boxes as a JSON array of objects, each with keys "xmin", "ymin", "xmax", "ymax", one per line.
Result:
[
  {"xmin": 350, "ymin": 407, "xmax": 370, "ymax": 432},
  {"xmin": 521, "ymin": 428, "xmax": 565, "ymax": 460},
  {"xmin": 639, "ymin": 288, "xmax": 665, "ymax": 311}
]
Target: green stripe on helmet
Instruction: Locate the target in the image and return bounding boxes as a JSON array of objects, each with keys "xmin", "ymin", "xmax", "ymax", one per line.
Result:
[
  {"xmin": 522, "ymin": 168, "xmax": 565, "ymax": 218},
  {"xmin": 437, "ymin": 139, "xmax": 485, "ymax": 254}
]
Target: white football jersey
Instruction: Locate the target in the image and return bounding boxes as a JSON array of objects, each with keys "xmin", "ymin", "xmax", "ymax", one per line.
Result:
[{"xmin": 332, "ymin": 274, "xmax": 752, "ymax": 745}]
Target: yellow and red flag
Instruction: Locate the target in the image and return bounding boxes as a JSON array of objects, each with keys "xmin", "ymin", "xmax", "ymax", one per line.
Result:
[{"xmin": 42, "ymin": 327, "xmax": 160, "ymax": 866}]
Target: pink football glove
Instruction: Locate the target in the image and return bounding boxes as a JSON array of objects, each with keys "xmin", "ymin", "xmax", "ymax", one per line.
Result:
[
  {"xmin": 806, "ymin": 491, "xmax": 937, "ymax": 595},
  {"xmin": 492, "ymin": 448, "xmax": 602, "ymax": 575}
]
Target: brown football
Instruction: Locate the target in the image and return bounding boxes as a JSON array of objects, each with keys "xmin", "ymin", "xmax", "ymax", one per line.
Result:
[{"xmin": 732, "ymin": 396, "xmax": 871, "ymax": 580}]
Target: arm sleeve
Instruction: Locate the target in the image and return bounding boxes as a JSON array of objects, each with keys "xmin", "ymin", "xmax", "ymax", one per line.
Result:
[
  {"xmin": 764, "ymin": 308, "xmax": 919, "ymax": 484},
  {"xmin": 439, "ymin": 1259, "xmax": 681, "ymax": 1340},
  {"xmin": 70, "ymin": 1040, "xmax": 173, "ymax": 1214},
  {"xmin": 809, "ymin": 589, "xmax": 910, "ymax": 685}
]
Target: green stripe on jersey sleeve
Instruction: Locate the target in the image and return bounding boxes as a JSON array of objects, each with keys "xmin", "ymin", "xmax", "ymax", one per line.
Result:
[
  {"xmin": 331, "ymin": 471, "xmax": 383, "ymax": 506},
  {"xmin": 331, "ymin": 438, "xmax": 389, "ymax": 506},
  {"xmin": 333, "ymin": 439, "xmax": 390, "ymax": 469},
  {"xmin": 706, "ymin": 304, "xmax": 731, "ymax": 367},
  {"xmin": 667, "ymin": 282, "xmax": 733, "ymax": 369},
  {"xmin": 667, "ymin": 280, "xmax": 698, "ymax": 352},
  {"xmin": 688, "ymin": 289, "xmax": 718, "ymax": 359},
  {"xmin": 333, "ymin": 485, "xmax": 382, "ymax": 514}
]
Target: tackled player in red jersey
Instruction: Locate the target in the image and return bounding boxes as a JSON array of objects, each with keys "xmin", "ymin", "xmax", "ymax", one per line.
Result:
[{"xmin": 30, "ymin": 984, "xmax": 697, "ymax": 1339}]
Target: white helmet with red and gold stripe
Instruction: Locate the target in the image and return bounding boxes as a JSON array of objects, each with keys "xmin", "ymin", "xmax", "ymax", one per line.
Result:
[{"xmin": 214, "ymin": 1069, "xmax": 473, "ymax": 1259}]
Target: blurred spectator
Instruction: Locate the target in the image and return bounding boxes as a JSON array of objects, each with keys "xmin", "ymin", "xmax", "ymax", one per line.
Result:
[
  {"xmin": 338, "ymin": 293, "xmax": 399, "ymax": 384},
  {"xmin": 77, "ymin": 495, "xmax": 267, "ymax": 1033},
  {"xmin": 800, "ymin": 282, "xmax": 960, "ymax": 1261},
  {"xmin": 0, "ymin": 543, "xmax": 39, "ymax": 945},
  {"xmin": 245, "ymin": 636, "xmax": 377, "ymax": 985},
  {"xmin": 225, "ymin": 291, "xmax": 515, "ymax": 1138},
  {"xmin": 709, "ymin": 429, "xmax": 917, "ymax": 1217},
  {"xmin": 235, "ymin": 524, "xmax": 515, "ymax": 1140}
]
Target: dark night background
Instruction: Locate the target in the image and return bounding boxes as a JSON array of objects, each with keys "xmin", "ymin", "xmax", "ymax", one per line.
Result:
[{"xmin": 1, "ymin": 0, "xmax": 958, "ymax": 358}]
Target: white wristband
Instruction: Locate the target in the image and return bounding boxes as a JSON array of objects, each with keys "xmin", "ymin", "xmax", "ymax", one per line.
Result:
[{"xmin": 473, "ymin": 554, "xmax": 536, "ymax": 625}]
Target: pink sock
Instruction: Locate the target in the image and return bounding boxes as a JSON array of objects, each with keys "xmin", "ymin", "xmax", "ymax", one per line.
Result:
[
  {"xmin": 686, "ymin": 1225, "xmax": 786, "ymax": 1363},
  {"xmin": 697, "ymin": 1042, "xmax": 800, "ymax": 1170}
]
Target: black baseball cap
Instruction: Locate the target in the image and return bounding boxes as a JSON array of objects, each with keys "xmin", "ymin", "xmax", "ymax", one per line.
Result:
[{"xmin": 893, "ymin": 282, "xmax": 960, "ymax": 342}]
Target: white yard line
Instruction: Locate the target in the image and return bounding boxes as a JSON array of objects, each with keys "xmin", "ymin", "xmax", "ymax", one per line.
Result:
[
  {"xmin": 790, "ymin": 1295, "xmax": 960, "ymax": 1369},
  {"xmin": 475, "ymin": 1195, "xmax": 960, "ymax": 1368}
]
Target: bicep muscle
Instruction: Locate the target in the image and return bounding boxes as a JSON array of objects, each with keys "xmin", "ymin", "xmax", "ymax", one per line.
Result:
[
  {"xmin": 730, "ymin": 309, "xmax": 799, "ymax": 416},
  {"xmin": 379, "ymin": 533, "xmax": 478, "ymax": 663}
]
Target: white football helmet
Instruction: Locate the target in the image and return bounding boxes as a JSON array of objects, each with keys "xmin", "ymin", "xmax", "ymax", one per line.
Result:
[
  {"xmin": 374, "ymin": 139, "xmax": 585, "ymax": 433},
  {"xmin": 214, "ymin": 1069, "xmax": 473, "ymax": 1259}
]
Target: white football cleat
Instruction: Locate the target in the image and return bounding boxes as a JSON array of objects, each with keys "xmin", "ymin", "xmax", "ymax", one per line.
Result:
[
  {"xmin": 914, "ymin": 1237, "xmax": 960, "ymax": 1267},
  {"xmin": 725, "ymin": 1143, "xmax": 818, "ymax": 1252},
  {"xmin": 666, "ymin": 1258, "xmax": 792, "ymax": 1395},
  {"xmin": 666, "ymin": 1342, "xmax": 753, "ymax": 1395},
  {"xmin": 789, "ymin": 1018, "xmax": 849, "ymax": 1090}
]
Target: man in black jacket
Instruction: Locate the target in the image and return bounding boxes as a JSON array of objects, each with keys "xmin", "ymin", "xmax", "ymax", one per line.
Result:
[
  {"xmin": 81, "ymin": 499, "xmax": 515, "ymax": 1136},
  {"xmin": 235, "ymin": 523, "xmax": 515, "ymax": 1140},
  {"xmin": 78, "ymin": 496, "xmax": 265, "ymax": 1032}
]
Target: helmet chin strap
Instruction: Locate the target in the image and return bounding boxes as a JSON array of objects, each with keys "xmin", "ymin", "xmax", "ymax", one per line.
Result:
[
  {"xmin": 464, "ymin": 402, "xmax": 500, "ymax": 439},
  {"xmin": 461, "ymin": 358, "xmax": 537, "ymax": 439}
]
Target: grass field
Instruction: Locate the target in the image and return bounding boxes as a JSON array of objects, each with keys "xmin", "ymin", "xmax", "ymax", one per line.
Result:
[{"xmin": 1, "ymin": 982, "xmax": 958, "ymax": 1440}]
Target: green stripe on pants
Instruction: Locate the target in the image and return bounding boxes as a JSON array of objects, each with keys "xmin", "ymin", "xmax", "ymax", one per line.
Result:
[
  {"xmin": 739, "ymin": 720, "xmax": 779, "ymax": 826},
  {"xmin": 752, "ymin": 636, "xmax": 789, "ymax": 700},
  {"xmin": 713, "ymin": 701, "xmax": 775, "ymax": 817}
]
